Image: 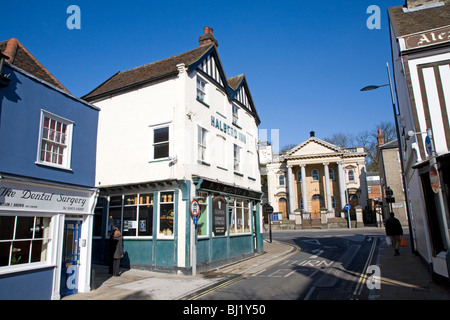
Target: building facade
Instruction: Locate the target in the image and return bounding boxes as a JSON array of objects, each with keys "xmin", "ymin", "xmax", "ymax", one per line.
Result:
[
  {"xmin": 84, "ymin": 27, "xmax": 263, "ymax": 274},
  {"xmin": 0, "ymin": 39, "xmax": 99, "ymax": 299},
  {"xmin": 388, "ymin": 0, "xmax": 450, "ymax": 279},
  {"xmin": 265, "ymin": 132, "xmax": 368, "ymax": 228}
]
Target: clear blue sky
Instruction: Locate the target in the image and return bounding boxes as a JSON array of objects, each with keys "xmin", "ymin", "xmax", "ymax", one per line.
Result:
[{"xmin": 1, "ymin": 0, "xmax": 404, "ymax": 148}]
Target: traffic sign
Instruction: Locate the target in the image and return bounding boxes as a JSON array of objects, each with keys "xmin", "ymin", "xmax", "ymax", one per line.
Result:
[
  {"xmin": 425, "ymin": 136, "xmax": 432, "ymax": 156},
  {"xmin": 193, "ymin": 216, "xmax": 198, "ymax": 225},
  {"xmin": 344, "ymin": 204, "xmax": 351, "ymax": 210},
  {"xmin": 429, "ymin": 165, "xmax": 440, "ymax": 194},
  {"xmin": 190, "ymin": 199, "xmax": 200, "ymax": 217},
  {"xmin": 264, "ymin": 204, "xmax": 274, "ymax": 214}
]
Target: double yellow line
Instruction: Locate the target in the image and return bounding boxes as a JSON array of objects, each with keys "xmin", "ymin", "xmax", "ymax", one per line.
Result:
[
  {"xmin": 184, "ymin": 274, "xmax": 245, "ymax": 300},
  {"xmin": 352, "ymin": 237, "xmax": 378, "ymax": 297}
]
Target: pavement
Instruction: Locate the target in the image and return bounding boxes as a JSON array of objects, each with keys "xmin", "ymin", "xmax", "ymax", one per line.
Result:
[{"xmin": 63, "ymin": 229, "xmax": 450, "ymax": 300}]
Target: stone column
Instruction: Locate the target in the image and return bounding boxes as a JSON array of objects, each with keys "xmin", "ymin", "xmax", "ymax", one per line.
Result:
[
  {"xmin": 337, "ymin": 161, "xmax": 346, "ymax": 218},
  {"xmin": 301, "ymin": 165, "xmax": 308, "ymax": 214},
  {"xmin": 323, "ymin": 162, "xmax": 332, "ymax": 212},
  {"xmin": 287, "ymin": 165, "xmax": 295, "ymax": 217}
]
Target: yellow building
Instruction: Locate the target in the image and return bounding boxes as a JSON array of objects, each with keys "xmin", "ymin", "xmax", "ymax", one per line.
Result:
[{"xmin": 265, "ymin": 132, "xmax": 368, "ymax": 228}]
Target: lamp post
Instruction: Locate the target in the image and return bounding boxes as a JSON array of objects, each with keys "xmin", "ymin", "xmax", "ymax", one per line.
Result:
[{"xmin": 361, "ymin": 62, "xmax": 415, "ymax": 253}]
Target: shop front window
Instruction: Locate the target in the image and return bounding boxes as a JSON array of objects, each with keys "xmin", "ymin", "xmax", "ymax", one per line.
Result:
[
  {"xmin": 159, "ymin": 191, "xmax": 174, "ymax": 238},
  {"xmin": 108, "ymin": 194, "xmax": 154, "ymax": 238},
  {"xmin": 228, "ymin": 197, "xmax": 251, "ymax": 235},
  {"xmin": 0, "ymin": 215, "xmax": 51, "ymax": 267},
  {"xmin": 197, "ymin": 192, "xmax": 208, "ymax": 237}
]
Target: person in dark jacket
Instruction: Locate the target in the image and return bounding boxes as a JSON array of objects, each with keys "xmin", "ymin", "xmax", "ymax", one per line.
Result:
[
  {"xmin": 111, "ymin": 229, "xmax": 124, "ymax": 276},
  {"xmin": 385, "ymin": 212, "xmax": 403, "ymax": 256},
  {"xmin": 108, "ymin": 227, "xmax": 118, "ymax": 274}
]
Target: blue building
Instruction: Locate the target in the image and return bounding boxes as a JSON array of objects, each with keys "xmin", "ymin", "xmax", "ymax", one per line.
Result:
[{"xmin": 0, "ymin": 38, "xmax": 99, "ymax": 299}]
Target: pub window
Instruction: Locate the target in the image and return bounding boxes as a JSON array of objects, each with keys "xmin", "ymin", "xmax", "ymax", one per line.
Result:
[
  {"xmin": 198, "ymin": 126, "xmax": 209, "ymax": 163},
  {"xmin": 107, "ymin": 194, "xmax": 153, "ymax": 238},
  {"xmin": 152, "ymin": 126, "xmax": 170, "ymax": 160},
  {"xmin": 228, "ymin": 197, "xmax": 251, "ymax": 235},
  {"xmin": 197, "ymin": 76, "xmax": 206, "ymax": 102},
  {"xmin": 234, "ymin": 144, "xmax": 242, "ymax": 172},
  {"xmin": 159, "ymin": 191, "xmax": 174, "ymax": 238},
  {"xmin": 0, "ymin": 215, "xmax": 52, "ymax": 267},
  {"xmin": 197, "ymin": 192, "xmax": 209, "ymax": 237},
  {"xmin": 232, "ymin": 104, "xmax": 239, "ymax": 125},
  {"xmin": 36, "ymin": 110, "xmax": 73, "ymax": 170}
]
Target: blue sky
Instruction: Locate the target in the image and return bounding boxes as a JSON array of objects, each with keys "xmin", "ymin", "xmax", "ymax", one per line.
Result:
[{"xmin": 1, "ymin": 0, "xmax": 404, "ymax": 148}]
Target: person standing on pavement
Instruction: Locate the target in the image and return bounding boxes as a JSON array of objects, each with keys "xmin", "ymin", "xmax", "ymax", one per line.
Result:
[
  {"xmin": 385, "ymin": 212, "xmax": 403, "ymax": 256},
  {"xmin": 112, "ymin": 229, "xmax": 124, "ymax": 276}
]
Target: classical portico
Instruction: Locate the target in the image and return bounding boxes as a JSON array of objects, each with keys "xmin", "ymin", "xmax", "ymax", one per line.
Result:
[{"xmin": 265, "ymin": 133, "xmax": 368, "ymax": 228}]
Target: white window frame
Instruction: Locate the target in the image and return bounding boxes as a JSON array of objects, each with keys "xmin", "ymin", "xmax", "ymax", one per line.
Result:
[
  {"xmin": 0, "ymin": 213, "xmax": 56, "ymax": 275},
  {"xmin": 348, "ymin": 170, "xmax": 355, "ymax": 182},
  {"xmin": 36, "ymin": 110, "xmax": 73, "ymax": 170},
  {"xmin": 149, "ymin": 122, "xmax": 171, "ymax": 161},
  {"xmin": 233, "ymin": 144, "xmax": 242, "ymax": 173},
  {"xmin": 196, "ymin": 76, "xmax": 207, "ymax": 102},
  {"xmin": 197, "ymin": 126, "xmax": 209, "ymax": 164},
  {"xmin": 232, "ymin": 104, "xmax": 239, "ymax": 125}
]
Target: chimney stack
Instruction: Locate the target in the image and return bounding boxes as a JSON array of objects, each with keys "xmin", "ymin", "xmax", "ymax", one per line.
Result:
[
  {"xmin": 377, "ymin": 129, "xmax": 385, "ymax": 146},
  {"xmin": 199, "ymin": 26, "xmax": 218, "ymax": 47},
  {"xmin": 310, "ymin": 131, "xmax": 315, "ymax": 138}
]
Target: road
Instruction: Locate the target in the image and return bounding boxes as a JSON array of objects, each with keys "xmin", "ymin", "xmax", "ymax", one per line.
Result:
[{"xmin": 196, "ymin": 228, "xmax": 386, "ymax": 300}]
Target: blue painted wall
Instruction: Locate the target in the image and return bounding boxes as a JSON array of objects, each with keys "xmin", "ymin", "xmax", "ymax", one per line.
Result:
[
  {"xmin": 0, "ymin": 267, "xmax": 54, "ymax": 300},
  {"xmin": 0, "ymin": 64, "xmax": 98, "ymax": 187}
]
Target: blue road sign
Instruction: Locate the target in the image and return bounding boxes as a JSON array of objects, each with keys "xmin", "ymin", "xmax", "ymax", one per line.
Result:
[
  {"xmin": 344, "ymin": 204, "xmax": 351, "ymax": 210},
  {"xmin": 193, "ymin": 216, "xmax": 198, "ymax": 225}
]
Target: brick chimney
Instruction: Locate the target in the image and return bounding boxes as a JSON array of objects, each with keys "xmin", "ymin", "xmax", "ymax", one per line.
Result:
[
  {"xmin": 377, "ymin": 129, "xmax": 385, "ymax": 146},
  {"xmin": 405, "ymin": 0, "xmax": 443, "ymax": 10},
  {"xmin": 199, "ymin": 26, "xmax": 218, "ymax": 47}
]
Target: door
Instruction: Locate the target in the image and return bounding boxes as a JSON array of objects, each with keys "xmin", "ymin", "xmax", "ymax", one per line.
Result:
[
  {"xmin": 60, "ymin": 219, "xmax": 82, "ymax": 297},
  {"xmin": 278, "ymin": 198, "xmax": 287, "ymax": 219},
  {"xmin": 311, "ymin": 194, "xmax": 323, "ymax": 219}
]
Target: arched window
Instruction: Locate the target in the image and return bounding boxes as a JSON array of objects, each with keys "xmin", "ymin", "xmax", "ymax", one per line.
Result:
[
  {"xmin": 312, "ymin": 169, "xmax": 319, "ymax": 181},
  {"xmin": 348, "ymin": 170, "xmax": 355, "ymax": 182}
]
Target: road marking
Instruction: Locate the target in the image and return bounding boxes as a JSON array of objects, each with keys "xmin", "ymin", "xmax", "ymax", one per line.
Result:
[
  {"xmin": 352, "ymin": 237, "xmax": 378, "ymax": 297},
  {"xmin": 310, "ymin": 249, "xmax": 324, "ymax": 259}
]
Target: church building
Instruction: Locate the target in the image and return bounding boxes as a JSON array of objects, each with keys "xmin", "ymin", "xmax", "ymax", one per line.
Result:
[{"xmin": 265, "ymin": 132, "xmax": 368, "ymax": 229}]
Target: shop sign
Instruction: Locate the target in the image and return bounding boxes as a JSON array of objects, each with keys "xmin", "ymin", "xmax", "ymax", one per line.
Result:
[
  {"xmin": 0, "ymin": 180, "xmax": 95, "ymax": 214},
  {"xmin": 404, "ymin": 26, "xmax": 450, "ymax": 50},
  {"xmin": 212, "ymin": 196, "xmax": 227, "ymax": 236},
  {"xmin": 210, "ymin": 115, "xmax": 246, "ymax": 143},
  {"xmin": 200, "ymin": 179, "xmax": 262, "ymax": 200}
]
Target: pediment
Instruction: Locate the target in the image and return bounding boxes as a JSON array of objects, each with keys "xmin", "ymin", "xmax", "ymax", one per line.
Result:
[{"xmin": 286, "ymin": 138, "xmax": 341, "ymax": 157}]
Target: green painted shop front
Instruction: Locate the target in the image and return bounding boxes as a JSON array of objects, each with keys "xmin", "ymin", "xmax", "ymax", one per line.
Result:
[{"xmin": 91, "ymin": 178, "xmax": 263, "ymax": 274}]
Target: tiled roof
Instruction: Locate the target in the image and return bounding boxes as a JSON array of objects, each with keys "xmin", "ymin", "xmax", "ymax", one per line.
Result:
[
  {"xmin": 0, "ymin": 38, "xmax": 69, "ymax": 93},
  {"xmin": 227, "ymin": 74, "xmax": 245, "ymax": 90},
  {"xmin": 83, "ymin": 43, "xmax": 215, "ymax": 101},
  {"xmin": 388, "ymin": 3, "xmax": 450, "ymax": 37}
]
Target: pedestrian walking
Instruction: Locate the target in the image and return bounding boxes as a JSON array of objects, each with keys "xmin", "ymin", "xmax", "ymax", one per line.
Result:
[
  {"xmin": 111, "ymin": 229, "xmax": 124, "ymax": 276},
  {"xmin": 385, "ymin": 212, "xmax": 403, "ymax": 256}
]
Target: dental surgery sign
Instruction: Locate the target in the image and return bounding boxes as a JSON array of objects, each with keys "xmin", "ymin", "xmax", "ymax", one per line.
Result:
[
  {"xmin": 211, "ymin": 115, "xmax": 246, "ymax": 143},
  {"xmin": 0, "ymin": 180, "xmax": 95, "ymax": 214}
]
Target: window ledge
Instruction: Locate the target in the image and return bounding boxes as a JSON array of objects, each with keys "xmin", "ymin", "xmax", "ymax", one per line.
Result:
[
  {"xmin": 196, "ymin": 98, "xmax": 210, "ymax": 108},
  {"xmin": 35, "ymin": 161, "xmax": 72, "ymax": 172}
]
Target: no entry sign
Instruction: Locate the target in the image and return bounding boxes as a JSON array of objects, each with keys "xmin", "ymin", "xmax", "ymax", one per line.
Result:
[{"xmin": 190, "ymin": 199, "xmax": 200, "ymax": 217}]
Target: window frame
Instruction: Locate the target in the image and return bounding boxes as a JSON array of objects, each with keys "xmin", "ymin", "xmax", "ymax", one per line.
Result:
[
  {"xmin": 197, "ymin": 126, "xmax": 209, "ymax": 164},
  {"xmin": 311, "ymin": 169, "xmax": 320, "ymax": 181},
  {"xmin": 36, "ymin": 110, "xmax": 73, "ymax": 170},
  {"xmin": 228, "ymin": 197, "xmax": 251, "ymax": 235},
  {"xmin": 0, "ymin": 214, "xmax": 53, "ymax": 273},
  {"xmin": 233, "ymin": 144, "xmax": 242, "ymax": 173},
  {"xmin": 348, "ymin": 170, "xmax": 355, "ymax": 182},
  {"xmin": 232, "ymin": 104, "xmax": 239, "ymax": 125},
  {"xmin": 149, "ymin": 122, "xmax": 171, "ymax": 161},
  {"xmin": 157, "ymin": 191, "xmax": 175, "ymax": 240},
  {"xmin": 196, "ymin": 76, "xmax": 207, "ymax": 102}
]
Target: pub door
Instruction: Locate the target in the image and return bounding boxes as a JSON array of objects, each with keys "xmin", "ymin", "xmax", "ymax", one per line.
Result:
[{"xmin": 60, "ymin": 219, "xmax": 82, "ymax": 297}]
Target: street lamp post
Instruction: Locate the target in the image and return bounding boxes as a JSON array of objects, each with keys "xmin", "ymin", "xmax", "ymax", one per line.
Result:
[{"xmin": 360, "ymin": 62, "xmax": 415, "ymax": 253}]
